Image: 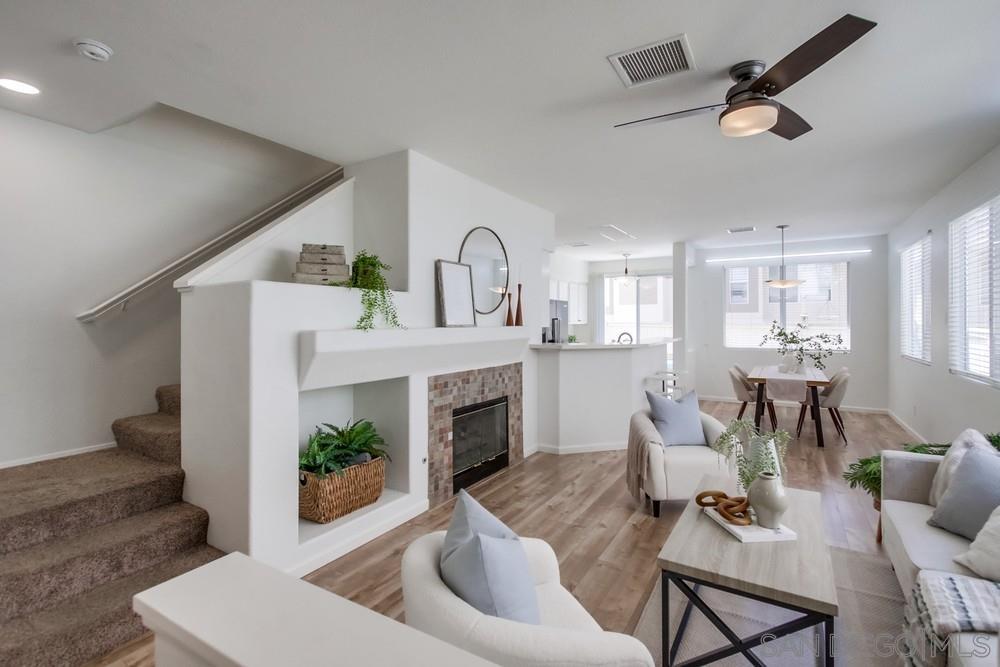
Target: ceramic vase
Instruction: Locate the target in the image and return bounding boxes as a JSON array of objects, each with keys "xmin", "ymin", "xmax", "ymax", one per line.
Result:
[
  {"xmin": 778, "ymin": 352, "xmax": 803, "ymax": 374},
  {"xmin": 505, "ymin": 293, "xmax": 514, "ymax": 326},
  {"xmin": 748, "ymin": 471, "xmax": 788, "ymax": 529},
  {"xmin": 514, "ymin": 283, "xmax": 524, "ymax": 326}
]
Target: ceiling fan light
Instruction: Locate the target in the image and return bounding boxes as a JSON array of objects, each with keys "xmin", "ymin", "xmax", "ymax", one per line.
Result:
[{"xmin": 719, "ymin": 100, "xmax": 779, "ymax": 137}]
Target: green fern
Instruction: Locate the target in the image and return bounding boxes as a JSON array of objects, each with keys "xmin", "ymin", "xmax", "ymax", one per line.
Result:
[{"xmin": 298, "ymin": 419, "xmax": 390, "ymax": 479}]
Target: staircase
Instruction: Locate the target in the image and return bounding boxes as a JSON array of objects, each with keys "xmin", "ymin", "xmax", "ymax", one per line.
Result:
[{"xmin": 0, "ymin": 385, "xmax": 222, "ymax": 666}]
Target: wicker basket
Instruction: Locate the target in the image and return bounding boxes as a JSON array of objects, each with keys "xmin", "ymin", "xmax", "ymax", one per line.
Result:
[{"xmin": 298, "ymin": 457, "xmax": 386, "ymax": 523}]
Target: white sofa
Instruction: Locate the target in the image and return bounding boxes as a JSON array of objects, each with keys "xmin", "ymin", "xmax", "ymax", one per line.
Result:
[
  {"xmin": 631, "ymin": 409, "xmax": 728, "ymax": 516},
  {"xmin": 881, "ymin": 450, "xmax": 998, "ymax": 665},
  {"xmin": 402, "ymin": 531, "xmax": 654, "ymax": 667}
]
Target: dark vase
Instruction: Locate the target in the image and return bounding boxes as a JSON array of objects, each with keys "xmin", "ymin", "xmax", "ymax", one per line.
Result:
[
  {"xmin": 514, "ymin": 283, "xmax": 524, "ymax": 326},
  {"xmin": 505, "ymin": 292, "xmax": 514, "ymax": 326}
]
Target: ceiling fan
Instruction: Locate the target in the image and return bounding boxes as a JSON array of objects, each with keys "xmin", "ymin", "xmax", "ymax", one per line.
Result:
[{"xmin": 614, "ymin": 14, "xmax": 876, "ymax": 140}]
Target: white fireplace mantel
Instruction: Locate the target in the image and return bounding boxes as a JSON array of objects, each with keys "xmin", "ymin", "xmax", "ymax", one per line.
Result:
[{"xmin": 299, "ymin": 327, "xmax": 530, "ymax": 390}]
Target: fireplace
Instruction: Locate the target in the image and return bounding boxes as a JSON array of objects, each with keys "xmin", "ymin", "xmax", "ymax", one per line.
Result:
[
  {"xmin": 452, "ymin": 397, "xmax": 509, "ymax": 493},
  {"xmin": 428, "ymin": 363, "xmax": 523, "ymax": 506}
]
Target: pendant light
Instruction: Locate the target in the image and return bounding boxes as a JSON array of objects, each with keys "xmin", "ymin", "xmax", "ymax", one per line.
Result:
[
  {"xmin": 764, "ymin": 225, "xmax": 804, "ymax": 289},
  {"xmin": 621, "ymin": 253, "xmax": 632, "ymax": 286}
]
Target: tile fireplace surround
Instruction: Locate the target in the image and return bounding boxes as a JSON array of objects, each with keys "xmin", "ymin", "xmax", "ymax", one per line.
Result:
[{"xmin": 427, "ymin": 362, "xmax": 524, "ymax": 507}]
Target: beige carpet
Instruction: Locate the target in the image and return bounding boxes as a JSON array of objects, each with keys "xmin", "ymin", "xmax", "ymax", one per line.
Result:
[{"xmin": 633, "ymin": 547, "xmax": 905, "ymax": 666}]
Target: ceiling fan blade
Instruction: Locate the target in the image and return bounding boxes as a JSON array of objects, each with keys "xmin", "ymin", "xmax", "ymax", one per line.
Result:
[
  {"xmin": 614, "ymin": 103, "xmax": 726, "ymax": 129},
  {"xmin": 769, "ymin": 104, "xmax": 812, "ymax": 140},
  {"xmin": 750, "ymin": 14, "xmax": 876, "ymax": 97}
]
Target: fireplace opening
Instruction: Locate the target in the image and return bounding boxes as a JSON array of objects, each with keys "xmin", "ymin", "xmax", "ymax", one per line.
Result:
[{"xmin": 452, "ymin": 396, "xmax": 509, "ymax": 494}]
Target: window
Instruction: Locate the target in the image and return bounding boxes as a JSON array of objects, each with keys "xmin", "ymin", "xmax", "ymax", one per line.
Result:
[
  {"xmin": 900, "ymin": 235, "xmax": 932, "ymax": 362},
  {"xmin": 603, "ymin": 274, "xmax": 672, "ymax": 345},
  {"xmin": 728, "ymin": 267, "xmax": 749, "ymax": 305},
  {"xmin": 949, "ymin": 198, "xmax": 1000, "ymax": 385},
  {"xmin": 724, "ymin": 262, "xmax": 850, "ymax": 349}
]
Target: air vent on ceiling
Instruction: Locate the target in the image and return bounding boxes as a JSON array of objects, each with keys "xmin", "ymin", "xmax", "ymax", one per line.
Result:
[
  {"xmin": 727, "ymin": 226, "xmax": 757, "ymax": 234},
  {"xmin": 608, "ymin": 34, "xmax": 694, "ymax": 88},
  {"xmin": 568, "ymin": 241, "xmax": 590, "ymax": 248}
]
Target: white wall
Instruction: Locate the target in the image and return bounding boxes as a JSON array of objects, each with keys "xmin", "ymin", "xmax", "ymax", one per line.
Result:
[
  {"xmin": 346, "ymin": 152, "xmax": 409, "ymax": 291},
  {"xmin": 889, "ymin": 143, "xmax": 1000, "ymax": 442},
  {"xmin": 690, "ymin": 236, "xmax": 889, "ymax": 411},
  {"xmin": 0, "ymin": 105, "xmax": 330, "ymax": 466}
]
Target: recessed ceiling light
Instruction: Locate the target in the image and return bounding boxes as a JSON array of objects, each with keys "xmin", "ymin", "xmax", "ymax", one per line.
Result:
[{"xmin": 0, "ymin": 78, "xmax": 40, "ymax": 95}]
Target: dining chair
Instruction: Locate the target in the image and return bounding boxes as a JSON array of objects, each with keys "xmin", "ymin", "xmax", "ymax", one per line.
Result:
[
  {"xmin": 728, "ymin": 367, "xmax": 777, "ymax": 430},
  {"xmin": 796, "ymin": 372, "xmax": 850, "ymax": 442}
]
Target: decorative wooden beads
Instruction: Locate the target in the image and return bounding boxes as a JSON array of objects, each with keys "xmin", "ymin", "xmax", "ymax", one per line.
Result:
[{"xmin": 696, "ymin": 490, "xmax": 752, "ymax": 526}]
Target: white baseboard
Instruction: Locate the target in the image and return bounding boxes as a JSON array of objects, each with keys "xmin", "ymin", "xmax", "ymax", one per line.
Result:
[
  {"xmin": 0, "ymin": 441, "xmax": 117, "ymax": 469},
  {"xmin": 537, "ymin": 441, "xmax": 626, "ymax": 455},
  {"xmin": 887, "ymin": 411, "xmax": 926, "ymax": 443},
  {"xmin": 698, "ymin": 395, "xmax": 887, "ymax": 414}
]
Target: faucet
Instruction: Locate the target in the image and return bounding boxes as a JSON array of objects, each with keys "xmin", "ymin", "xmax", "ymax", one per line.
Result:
[{"xmin": 616, "ymin": 332, "xmax": 634, "ymax": 344}]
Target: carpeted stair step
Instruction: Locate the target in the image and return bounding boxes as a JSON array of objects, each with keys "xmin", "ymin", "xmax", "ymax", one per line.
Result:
[
  {"xmin": 155, "ymin": 383, "xmax": 181, "ymax": 417},
  {"xmin": 111, "ymin": 412, "xmax": 181, "ymax": 465},
  {"xmin": 0, "ymin": 449, "xmax": 183, "ymax": 556},
  {"xmin": 0, "ymin": 502, "xmax": 208, "ymax": 622},
  {"xmin": 0, "ymin": 544, "xmax": 224, "ymax": 667}
]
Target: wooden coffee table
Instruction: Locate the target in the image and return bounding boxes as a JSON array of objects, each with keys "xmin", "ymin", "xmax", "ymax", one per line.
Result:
[{"xmin": 657, "ymin": 475, "xmax": 839, "ymax": 666}]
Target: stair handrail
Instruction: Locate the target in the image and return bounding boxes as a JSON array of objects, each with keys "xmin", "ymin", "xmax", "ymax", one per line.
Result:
[{"xmin": 76, "ymin": 166, "xmax": 344, "ymax": 323}]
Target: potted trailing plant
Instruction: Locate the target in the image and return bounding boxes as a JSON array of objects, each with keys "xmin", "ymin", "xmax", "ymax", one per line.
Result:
[
  {"xmin": 760, "ymin": 321, "xmax": 844, "ymax": 371},
  {"xmin": 298, "ymin": 419, "xmax": 392, "ymax": 523},
  {"xmin": 334, "ymin": 249, "xmax": 402, "ymax": 331},
  {"xmin": 710, "ymin": 419, "xmax": 791, "ymax": 492}
]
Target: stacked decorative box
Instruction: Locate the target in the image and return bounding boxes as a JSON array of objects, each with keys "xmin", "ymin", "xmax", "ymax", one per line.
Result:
[{"xmin": 293, "ymin": 244, "xmax": 350, "ymax": 285}]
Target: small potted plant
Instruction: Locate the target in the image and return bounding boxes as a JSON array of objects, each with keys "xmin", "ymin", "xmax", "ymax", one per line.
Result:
[
  {"xmin": 711, "ymin": 419, "xmax": 791, "ymax": 492},
  {"xmin": 298, "ymin": 419, "xmax": 391, "ymax": 523},
  {"xmin": 760, "ymin": 321, "xmax": 844, "ymax": 371},
  {"xmin": 333, "ymin": 249, "xmax": 402, "ymax": 331}
]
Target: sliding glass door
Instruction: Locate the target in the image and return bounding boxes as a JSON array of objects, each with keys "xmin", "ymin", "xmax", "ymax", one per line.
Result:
[{"xmin": 603, "ymin": 274, "xmax": 673, "ymax": 345}]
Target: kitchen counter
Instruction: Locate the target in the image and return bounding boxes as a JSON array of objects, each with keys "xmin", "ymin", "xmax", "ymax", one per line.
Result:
[{"xmin": 530, "ymin": 340, "xmax": 679, "ymax": 351}]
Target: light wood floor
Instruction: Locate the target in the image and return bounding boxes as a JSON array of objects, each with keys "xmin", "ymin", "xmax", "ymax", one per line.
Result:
[{"xmin": 91, "ymin": 402, "xmax": 913, "ymax": 666}]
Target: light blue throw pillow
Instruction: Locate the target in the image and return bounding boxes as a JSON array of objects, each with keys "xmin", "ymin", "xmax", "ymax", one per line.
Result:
[
  {"xmin": 439, "ymin": 490, "xmax": 540, "ymax": 624},
  {"xmin": 645, "ymin": 390, "xmax": 706, "ymax": 446},
  {"xmin": 928, "ymin": 446, "xmax": 1000, "ymax": 541}
]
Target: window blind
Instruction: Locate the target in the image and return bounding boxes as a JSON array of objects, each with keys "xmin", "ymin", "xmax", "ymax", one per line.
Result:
[
  {"xmin": 900, "ymin": 234, "xmax": 932, "ymax": 362},
  {"xmin": 948, "ymin": 196, "xmax": 1000, "ymax": 385},
  {"xmin": 724, "ymin": 261, "xmax": 850, "ymax": 349}
]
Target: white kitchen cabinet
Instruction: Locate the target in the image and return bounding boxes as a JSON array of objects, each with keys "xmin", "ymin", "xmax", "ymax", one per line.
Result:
[
  {"xmin": 557, "ymin": 281, "xmax": 570, "ymax": 301},
  {"xmin": 549, "ymin": 280, "xmax": 559, "ymax": 300},
  {"xmin": 568, "ymin": 282, "xmax": 588, "ymax": 324}
]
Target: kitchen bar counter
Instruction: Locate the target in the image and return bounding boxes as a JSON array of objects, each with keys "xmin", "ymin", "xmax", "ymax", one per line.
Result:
[
  {"xmin": 530, "ymin": 340, "xmax": 678, "ymax": 351},
  {"xmin": 534, "ymin": 341, "xmax": 670, "ymax": 454}
]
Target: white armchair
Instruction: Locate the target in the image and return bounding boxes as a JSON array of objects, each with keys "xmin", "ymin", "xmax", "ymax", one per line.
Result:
[
  {"xmin": 402, "ymin": 531, "xmax": 654, "ymax": 667},
  {"xmin": 631, "ymin": 409, "xmax": 729, "ymax": 517}
]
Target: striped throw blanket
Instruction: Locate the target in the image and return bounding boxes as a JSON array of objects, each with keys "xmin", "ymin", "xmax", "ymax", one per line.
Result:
[{"xmin": 903, "ymin": 570, "xmax": 1000, "ymax": 667}]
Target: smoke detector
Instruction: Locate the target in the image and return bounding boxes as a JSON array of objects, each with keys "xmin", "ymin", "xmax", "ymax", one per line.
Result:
[{"xmin": 75, "ymin": 39, "xmax": 114, "ymax": 62}]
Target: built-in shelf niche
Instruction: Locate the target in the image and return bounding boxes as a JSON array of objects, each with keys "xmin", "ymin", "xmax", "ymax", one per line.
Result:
[{"xmin": 296, "ymin": 376, "xmax": 412, "ymax": 549}]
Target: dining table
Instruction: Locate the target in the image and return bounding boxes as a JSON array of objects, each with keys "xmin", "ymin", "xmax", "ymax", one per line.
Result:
[{"xmin": 747, "ymin": 365, "xmax": 831, "ymax": 447}]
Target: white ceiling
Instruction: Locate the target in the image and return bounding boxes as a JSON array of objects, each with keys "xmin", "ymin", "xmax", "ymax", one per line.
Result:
[{"xmin": 4, "ymin": 1, "xmax": 1000, "ymax": 260}]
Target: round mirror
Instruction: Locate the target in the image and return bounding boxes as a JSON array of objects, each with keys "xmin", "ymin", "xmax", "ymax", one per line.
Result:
[{"xmin": 458, "ymin": 226, "xmax": 509, "ymax": 315}]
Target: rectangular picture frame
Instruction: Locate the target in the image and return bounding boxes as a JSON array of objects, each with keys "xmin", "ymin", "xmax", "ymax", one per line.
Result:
[{"xmin": 435, "ymin": 259, "xmax": 477, "ymax": 327}]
